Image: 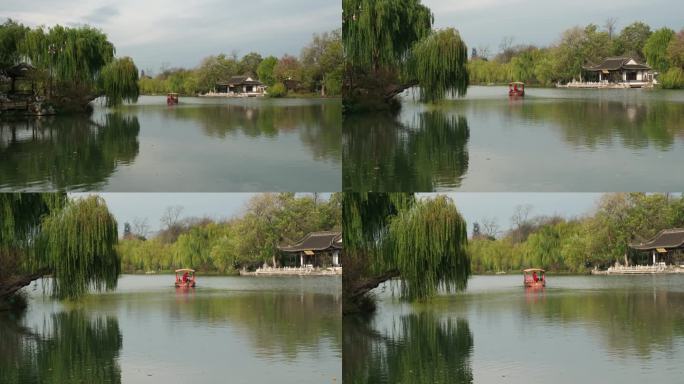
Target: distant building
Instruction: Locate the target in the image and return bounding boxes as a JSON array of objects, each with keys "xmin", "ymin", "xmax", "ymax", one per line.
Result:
[
  {"xmin": 583, "ymin": 57, "xmax": 654, "ymax": 87},
  {"xmin": 629, "ymin": 228, "xmax": 684, "ymax": 266},
  {"xmin": 215, "ymin": 76, "xmax": 266, "ymax": 96},
  {"xmin": 278, "ymin": 231, "xmax": 342, "ymax": 268}
]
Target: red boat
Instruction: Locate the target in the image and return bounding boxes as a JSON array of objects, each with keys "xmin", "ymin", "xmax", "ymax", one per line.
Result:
[
  {"xmin": 167, "ymin": 93, "xmax": 179, "ymax": 106},
  {"xmin": 523, "ymin": 268, "xmax": 545, "ymax": 288},
  {"xmin": 509, "ymin": 82, "xmax": 525, "ymax": 97},
  {"xmin": 175, "ymin": 268, "xmax": 196, "ymax": 288}
]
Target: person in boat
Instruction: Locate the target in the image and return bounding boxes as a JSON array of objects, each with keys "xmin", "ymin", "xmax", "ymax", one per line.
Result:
[
  {"xmin": 182, "ymin": 271, "xmax": 189, "ymax": 284},
  {"xmin": 532, "ymin": 271, "xmax": 539, "ymax": 282}
]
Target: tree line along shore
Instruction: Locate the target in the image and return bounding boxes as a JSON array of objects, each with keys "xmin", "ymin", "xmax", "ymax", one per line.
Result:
[
  {"xmin": 468, "ymin": 21, "xmax": 684, "ymax": 89},
  {"xmin": 137, "ymin": 30, "xmax": 342, "ymax": 98}
]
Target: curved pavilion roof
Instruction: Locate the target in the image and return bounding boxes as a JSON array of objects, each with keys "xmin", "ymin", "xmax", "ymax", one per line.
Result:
[
  {"xmin": 583, "ymin": 57, "xmax": 651, "ymax": 71},
  {"xmin": 629, "ymin": 229, "xmax": 684, "ymax": 251},
  {"xmin": 278, "ymin": 231, "xmax": 342, "ymax": 253}
]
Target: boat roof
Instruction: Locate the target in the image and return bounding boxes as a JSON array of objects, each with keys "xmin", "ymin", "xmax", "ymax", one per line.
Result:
[
  {"xmin": 509, "ymin": 81, "xmax": 525, "ymax": 85},
  {"xmin": 168, "ymin": 92, "xmax": 179, "ymax": 95},
  {"xmin": 175, "ymin": 268, "xmax": 195, "ymax": 273},
  {"xmin": 523, "ymin": 268, "xmax": 545, "ymax": 272}
]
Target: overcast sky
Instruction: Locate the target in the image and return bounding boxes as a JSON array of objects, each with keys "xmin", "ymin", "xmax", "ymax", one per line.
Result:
[
  {"xmin": 421, "ymin": 193, "xmax": 603, "ymax": 236},
  {"xmin": 1, "ymin": 0, "xmax": 339, "ymax": 71},
  {"xmin": 423, "ymin": 0, "xmax": 684, "ymax": 56}
]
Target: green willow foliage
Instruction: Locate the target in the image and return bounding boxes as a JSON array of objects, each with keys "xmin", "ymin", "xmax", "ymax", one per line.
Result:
[
  {"xmin": 35, "ymin": 196, "xmax": 120, "ymax": 299},
  {"xmin": 2, "ymin": 22, "xmax": 139, "ymax": 107},
  {"xmin": 343, "ymin": 0, "xmax": 469, "ymax": 109},
  {"xmin": 408, "ymin": 28, "xmax": 469, "ymax": 101},
  {"xmin": 343, "ymin": 0, "xmax": 432, "ymax": 68},
  {"xmin": 100, "ymin": 57, "xmax": 140, "ymax": 106},
  {"xmin": 343, "ymin": 193, "xmax": 470, "ymax": 312},
  {"xmin": 0, "ymin": 194, "xmax": 65, "ymax": 256},
  {"xmin": 1, "ymin": 194, "xmax": 119, "ymax": 302},
  {"xmin": 21, "ymin": 25, "xmax": 114, "ymax": 84},
  {"xmin": 384, "ymin": 196, "xmax": 470, "ymax": 300}
]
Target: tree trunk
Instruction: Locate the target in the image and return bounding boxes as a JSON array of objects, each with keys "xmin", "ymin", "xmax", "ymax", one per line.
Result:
[
  {"xmin": 0, "ymin": 269, "xmax": 51, "ymax": 301},
  {"xmin": 343, "ymin": 269, "xmax": 400, "ymax": 315}
]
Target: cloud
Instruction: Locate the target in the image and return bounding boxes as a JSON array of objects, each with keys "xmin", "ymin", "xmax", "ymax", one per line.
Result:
[
  {"xmin": 0, "ymin": 0, "xmax": 340, "ymax": 68},
  {"xmin": 83, "ymin": 5, "xmax": 119, "ymax": 24}
]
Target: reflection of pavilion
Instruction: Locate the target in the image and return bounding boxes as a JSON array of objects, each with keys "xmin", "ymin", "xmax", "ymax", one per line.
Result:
[{"xmin": 629, "ymin": 229, "xmax": 684, "ymax": 267}]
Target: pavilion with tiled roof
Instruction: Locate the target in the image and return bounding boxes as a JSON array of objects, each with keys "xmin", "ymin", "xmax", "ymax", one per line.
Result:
[
  {"xmin": 629, "ymin": 228, "xmax": 684, "ymax": 266},
  {"xmin": 278, "ymin": 231, "xmax": 342, "ymax": 268},
  {"xmin": 583, "ymin": 57, "xmax": 654, "ymax": 84}
]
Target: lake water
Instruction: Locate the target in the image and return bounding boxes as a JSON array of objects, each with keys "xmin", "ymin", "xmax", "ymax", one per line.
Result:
[
  {"xmin": 344, "ymin": 275, "xmax": 684, "ymax": 384},
  {"xmin": 0, "ymin": 275, "xmax": 341, "ymax": 384},
  {"xmin": 0, "ymin": 96, "xmax": 341, "ymax": 192},
  {"xmin": 343, "ymin": 86, "xmax": 684, "ymax": 192}
]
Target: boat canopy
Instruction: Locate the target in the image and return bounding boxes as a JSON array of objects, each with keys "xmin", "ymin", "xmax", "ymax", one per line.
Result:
[
  {"xmin": 523, "ymin": 268, "xmax": 545, "ymax": 273},
  {"xmin": 509, "ymin": 82, "xmax": 525, "ymax": 85},
  {"xmin": 175, "ymin": 268, "xmax": 195, "ymax": 273}
]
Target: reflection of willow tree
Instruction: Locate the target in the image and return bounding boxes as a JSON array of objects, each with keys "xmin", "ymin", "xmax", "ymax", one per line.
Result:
[
  {"xmin": 515, "ymin": 100, "xmax": 684, "ymax": 150},
  {"xmin": 343, "ymin": 111, "xmax": 469, "ymax": 191},
  {"xmin": 165, "ymin": 103, "xmax": 341, "ymax": 161},
  {"xmin": 525, "ymin": 290, "xmax": 684, "ymax": 358},
  {"xmin": 169, "ymin": 292, "xmax": 341, "ymax": 359},
  {"xmin": 0, "ymin": 114, "xmax": 140, "ymax": 189},
  {"xmin": 344, "ymin": 312, "xmax": 473, "ymax": 384},
  {"xmin": 0, "ymin": 311, "xmax": 122, "ymax": 383}
]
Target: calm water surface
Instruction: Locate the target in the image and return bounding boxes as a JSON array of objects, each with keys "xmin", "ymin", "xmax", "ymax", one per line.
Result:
[
  {"xmin": 343, "ymin": 86, "xmax": 684, "ymax": 191},
  {"xmin": 0, "ymin": 275, "xmax": 341, "ymax": 384},
  {"xmin": 345, "ymin": 275, "xmax": 684, "ymax": 383},
  {"xmin": 0, "ymin": 96, "xmax": 341, "ymax": 191}
]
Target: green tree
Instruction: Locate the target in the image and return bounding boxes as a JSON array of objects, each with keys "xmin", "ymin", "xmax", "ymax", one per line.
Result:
[
  {"xmin": 343, "ymin": 193, "xmax": 470, "ymax": 314},
  {"xmin": 343, "ymin": 0, "xmax": 469, "ymax": 111},
  {"xmin": 257, "ymin": 56, "xmax": 278, "ymax": 86},
  {"xmin": 274, "ymin": 54, "xmax": 302, "ymax": 82},
  {"xmin": 614, "ymin": 21, "xmax": 652, "ymax": 60},
  {"xmin": 666, "ymin": 30, "xmax": 684, "ymax": 69},
  {"xmin": 0, "ymin": 194, "xmax": 119, "ymax": 306},
  {"xmin": 643, "ymin": 27, "xmax": 675, "ymax": 73},
  {"xmin": 19, "ymin": 24, "xmax": 139, "ymax": 109},
  {"xmin": 239, "ymin": 52, "xmax": 263, "ymax": 76},
  {"xmin": 300, "ymin": 30, "xmax": 344, "ymax": 95},
  {"xmin": 0, "ymin": 19, "xmax": 28, "ymax": 69}
]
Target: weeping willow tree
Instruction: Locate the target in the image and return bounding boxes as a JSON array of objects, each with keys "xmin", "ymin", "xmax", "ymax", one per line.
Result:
[
  {"xmin": 343, "ymin": 193, "xmax": 471, "ymax": 314},
  {"xmin": 343, "ymin": 0, "xmax": 469, "ymax": 112},
  {"xmin": 2, "ymin": 22, "xmax": 139, "ymax": 110},
  {"xmin": 0, "ymin": 194, "xmax": 119, "ymax": 308}
]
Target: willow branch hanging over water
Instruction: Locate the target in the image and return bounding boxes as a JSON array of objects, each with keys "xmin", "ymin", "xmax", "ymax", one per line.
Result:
[
  {"xmin": 343, "ymin": 0, "xmax": 470, "ymax": 111},
  {"xmin": 343, "ymin": 193, "xmax": 471, "ymax": 314},
  {"xmin": 1, "ymin": 194, "xmax": 120, "ymax": 305}
]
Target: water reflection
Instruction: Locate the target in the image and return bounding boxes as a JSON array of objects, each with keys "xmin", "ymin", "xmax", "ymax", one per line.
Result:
[
  {"xmin": 0, "ymin": 311, "xmax": 122, "ymax": 384},
  {"xmin": 343, "ymin": 111, "xmax": 469, "ymax": 191},
  {"xmin": 344, "ymin": 312, "xmax": 473, "ymax": 384},
  {"xmin": 512, "ymin": 100, "xmax": 684, "ymax": 150},
  {"xmin": 166, "ymin": 103, "xmax": 342, "ymax": 162},
  {"xmin": 0, "ymin": 114, "xmax": 140, "ymax": 190},
  {"xmin": 344, "ymin": 88, "xmax": 684, "ymax": 191},
  {"xmin": 524, "ymin": 289, "xmax": 684, "ymax": 357}
]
